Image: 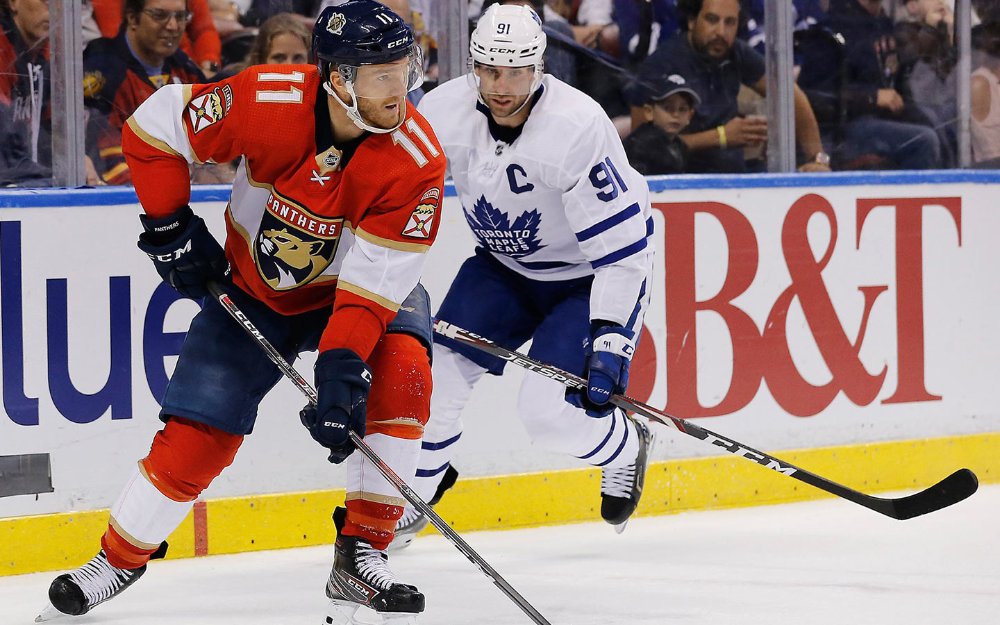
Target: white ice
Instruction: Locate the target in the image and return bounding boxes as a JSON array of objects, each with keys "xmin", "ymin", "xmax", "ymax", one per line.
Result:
[{"xmin": 3, "ymin": 485, "xmax": 998, "ymax": 625}]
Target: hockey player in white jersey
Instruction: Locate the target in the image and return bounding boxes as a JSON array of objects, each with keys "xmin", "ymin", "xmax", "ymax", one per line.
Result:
[{"xmin": 394, "ymin": 3, "xmax": 655, "ymax": 548}]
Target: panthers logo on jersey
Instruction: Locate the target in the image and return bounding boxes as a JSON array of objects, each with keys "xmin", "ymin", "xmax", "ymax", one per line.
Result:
[{"xmin": 255, "ymin": 192, "xmax": 342, "ymax": 290}]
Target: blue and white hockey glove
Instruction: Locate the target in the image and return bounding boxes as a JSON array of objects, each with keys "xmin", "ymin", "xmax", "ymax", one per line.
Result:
[
  {"xmin": 300, "ymin": 349, "xmax": 372, "ymax": 464},
  {"xmin": 566, "ymin": 323, "xmax": 635, "ymax": 418},
  {"xmin": 137, "ymin": 205, "xmax": 230, "ymax": 300}
]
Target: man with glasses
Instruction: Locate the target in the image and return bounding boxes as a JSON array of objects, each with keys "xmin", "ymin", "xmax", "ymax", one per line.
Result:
[{"xmin": 82, "ymin": 0, "xmax": 204, "ymax": 184}]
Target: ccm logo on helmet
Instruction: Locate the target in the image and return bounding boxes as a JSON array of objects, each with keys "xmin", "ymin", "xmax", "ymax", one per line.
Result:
[
  {"xmin": 489, "ymin": 47, "xmax": 517, "ymax": 53},
  {"xmin": 387, "ymin": 37, "xmax": 408, "ymax": 49}
]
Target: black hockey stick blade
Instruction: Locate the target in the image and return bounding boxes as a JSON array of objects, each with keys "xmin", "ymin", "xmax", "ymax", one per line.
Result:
[
  {"xmin": 880, "ymin": 468, "xmax": 979, "ymax": 520},
  {"xmin": 208, "ymin": 284, "xmax": 553, "ymax": 625},
  {"xmin": 434, "ymin": 320, "xmax": 980, "ymax": 520}
]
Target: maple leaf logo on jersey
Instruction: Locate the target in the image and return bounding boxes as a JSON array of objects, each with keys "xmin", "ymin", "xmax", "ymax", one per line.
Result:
[{"xmin": 464, "ymin": 195, "xmax": 545, "ymax": 259}]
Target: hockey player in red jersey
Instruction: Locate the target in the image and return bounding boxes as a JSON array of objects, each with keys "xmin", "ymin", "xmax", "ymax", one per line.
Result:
[{"xmin": 38, "ymin": 2, "xmax": 444, "ymax": 624}]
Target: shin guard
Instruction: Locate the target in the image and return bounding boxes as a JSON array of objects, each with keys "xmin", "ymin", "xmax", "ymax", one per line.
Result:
[
  {"xmin": 344, "ymin": 334, "xmax": 430, "ymax": 549},
  {"xmin": 102, "ymin": 418, "xmax": 242, "ymax": 569}
]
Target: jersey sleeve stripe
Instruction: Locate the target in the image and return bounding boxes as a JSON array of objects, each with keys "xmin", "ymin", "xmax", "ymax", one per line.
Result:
[
  {"xmin": 591, "ymin": 237, "xmax": 649, "ymax": 269},
  {"xmin": 129, "ymin": 84, "xmax": 198, "ymax": 163},
  {"xmin": 336, "ymin": 280, "xmax": 401, "ymax": 313},
  {"xmin": 575, "ymin": 202, "xmax": 642, "ymax": 242},
  {"xmin": 339, "ymin": 236, "xmax": 428, "ymax": 306},
  {"xmin": 354, "ymin": 226, "xmax": 432, "ymax": 254},
  {"xmin": 125, "ymin": 116, "xmax": 185, "ymax": 159}
]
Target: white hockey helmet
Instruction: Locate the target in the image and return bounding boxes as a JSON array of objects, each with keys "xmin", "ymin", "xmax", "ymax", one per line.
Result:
[
  {"xmin": 469, "ymin": 4, "xmax": 546, "ymax": 116},
  {"xmin": 470, "ymin": 4, "xmax": 547, "ymax": 68}
]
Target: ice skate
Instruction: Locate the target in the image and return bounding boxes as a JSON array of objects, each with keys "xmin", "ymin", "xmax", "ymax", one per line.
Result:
[
  {"xmin": 36, "ymin": 543, "xmax": 167, "ymax": 621},
  {"xmin": 325, "ymin": 508, "xmax": 424, "ymax": 624},
  {"xmin": 389, "ymin": 465, "xmax": 458, "ymax": 553},
  {"xmin": 600, "ymin": 415, "xmax": 653, "ymax": 533}
]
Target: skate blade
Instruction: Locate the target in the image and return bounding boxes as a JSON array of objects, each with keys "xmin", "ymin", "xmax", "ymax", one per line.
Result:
[
  {"xmin": 613, "ymin": 519, "xmax": 629, "ymax": 534},
  {"xmin": 35, "ymin": 603, "xmax": 64, "ymax": 622},
  {"xmin": 324, "ymin": 600, "xmax": 418, "ymax": 625},
  {"xmin": 380, "ymin": 613, "xmax": 418, "ymax": 624},
  {"xmin": 386, "ymin": 534, "xmax": 416, "ymax": 554},
  {"xmin": 324, "ymin": 600, "xmax": 379, "ymax": 625}
]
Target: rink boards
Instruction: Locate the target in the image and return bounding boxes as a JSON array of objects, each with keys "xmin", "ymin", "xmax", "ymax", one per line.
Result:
[{"xmin": 1, "ymin": 171, "xmax": 999, "ymax": 575}]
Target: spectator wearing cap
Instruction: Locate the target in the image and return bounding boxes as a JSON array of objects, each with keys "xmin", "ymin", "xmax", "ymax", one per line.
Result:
[
  {"xmin": 623, "ymin": 72, "xmax": 696, "ymax": 174},
  {"xmin": 632, "ymin": 0, "xmax": 830, "ymax": 173}
]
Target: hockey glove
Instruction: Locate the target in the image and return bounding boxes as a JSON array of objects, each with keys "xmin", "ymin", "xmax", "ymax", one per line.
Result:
[
  {"xmin": 136, "ymin": 205, "xmax": 230, "ymax": 300},
  {"xmin": 300, "ymin": 349, "xmax": 372, "ymax": 464},
  {"xmin": 566, "ymin": 323, "xmax": 635, "ymax": 418}
]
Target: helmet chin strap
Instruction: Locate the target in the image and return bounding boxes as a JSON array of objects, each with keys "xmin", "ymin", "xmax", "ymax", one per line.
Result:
[{"xmin": 323, "ymin": 80, "xmax": 405, "ymax": 135}]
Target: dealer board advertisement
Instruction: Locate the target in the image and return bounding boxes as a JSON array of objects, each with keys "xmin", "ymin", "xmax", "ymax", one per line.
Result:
[{"xmin": 1, "ymin": 174, "xmax": 998, "ymax": 518}]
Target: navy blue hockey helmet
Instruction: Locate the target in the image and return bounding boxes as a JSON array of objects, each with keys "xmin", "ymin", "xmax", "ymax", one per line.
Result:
[
  {"xmin": 313, "ymin": 0, "xmax": 416, "ymax": 68},
  {"xmin": 312, "ymin": 0, "xmax": 423, "ymax": 133}
]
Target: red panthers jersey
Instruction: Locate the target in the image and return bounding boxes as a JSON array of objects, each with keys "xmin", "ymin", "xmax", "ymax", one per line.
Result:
[{"xmin": 122, "ymin": 65, "xmax": 446, "ymax": 359}]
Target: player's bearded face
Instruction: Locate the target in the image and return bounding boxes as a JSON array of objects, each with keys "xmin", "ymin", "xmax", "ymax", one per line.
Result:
[
  {"xmin": 352, "ymin": 60, "xmax": 411, "ymax": 129},
  {"xmin": 474, "ymin": 64, "xmax": 535, "ymax": 118}
]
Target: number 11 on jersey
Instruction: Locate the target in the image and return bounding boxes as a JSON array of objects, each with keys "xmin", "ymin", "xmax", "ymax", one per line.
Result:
[{"xmin": 392, "ymin": 118, "xmax": 440, "ymax": 167}]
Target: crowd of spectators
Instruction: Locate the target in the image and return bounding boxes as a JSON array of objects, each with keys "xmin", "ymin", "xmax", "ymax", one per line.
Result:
[{"xmin": 1, "ymin": 0, "xmax": 998, "ymax": 187}]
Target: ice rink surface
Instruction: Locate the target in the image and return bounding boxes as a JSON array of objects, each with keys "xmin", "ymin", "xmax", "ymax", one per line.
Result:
[{"xmin": 2, "ymin": 485, "xmax": 997, "ymax": 625}]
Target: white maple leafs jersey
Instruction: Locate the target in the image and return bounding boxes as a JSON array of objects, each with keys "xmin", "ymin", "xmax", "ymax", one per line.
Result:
[{"xmin": 419, "ymin": 74, "xmax": 654, "ymax": 326}]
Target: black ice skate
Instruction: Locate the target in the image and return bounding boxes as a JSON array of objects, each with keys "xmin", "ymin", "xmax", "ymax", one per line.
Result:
[
  {"xmin": 388, "ymin": 464, "xmax": 458, "ymax": 553},
  {"xmin": 36, "ymin": 543, "xmax": 168, "ymax": 622},
  {"xmin": 325, "ymin": 507, "xmax": 424, "ymax": 624},
  {"xmin": 600, "ymin": 415, "xmax": 653, "ymax": 533}
]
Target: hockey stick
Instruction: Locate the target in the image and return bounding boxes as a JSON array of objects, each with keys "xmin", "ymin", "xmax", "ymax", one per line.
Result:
[
  {"xmin": 205, "ymin": 284, "xmax": 552, "ymax": 625},
  {"xmin": 434, "ymin": 320, "xmax": 980, "ymax": 521}
]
